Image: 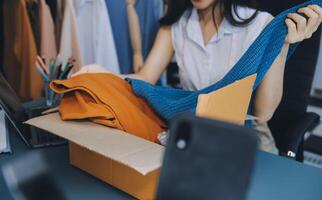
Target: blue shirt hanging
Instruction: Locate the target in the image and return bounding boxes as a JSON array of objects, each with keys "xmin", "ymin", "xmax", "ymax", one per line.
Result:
[
  {"xmin": 105, "ymin": 0, "xmax": 163, "ymax": 74},
  {"xmin": 105, "ymin": 0, "xmax": 132, "ymax": 74}
]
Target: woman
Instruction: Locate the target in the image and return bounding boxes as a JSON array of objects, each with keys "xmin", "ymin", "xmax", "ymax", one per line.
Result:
[{"xmin": 75, "ymin": 0, "xmax": 322, "ymax": 153}]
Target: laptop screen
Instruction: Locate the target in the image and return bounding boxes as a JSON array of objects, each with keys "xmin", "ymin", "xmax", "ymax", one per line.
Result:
[{"xmin": 0, "ymin": 73, "xmax": 21, "ymax": 115}]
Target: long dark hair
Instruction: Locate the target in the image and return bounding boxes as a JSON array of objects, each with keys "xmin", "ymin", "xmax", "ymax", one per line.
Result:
[{"xmin": 160, "ymin": 0, "xmax": 259, "ymax": 27}]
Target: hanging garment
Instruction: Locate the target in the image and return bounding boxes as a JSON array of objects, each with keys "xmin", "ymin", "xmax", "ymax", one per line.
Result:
[
  {"xmin": 55, "ymin": 0, "xmax": 64, "ymax": 49},
  {"xmin": 57, "ymin": 0, "xmax": 83, "ymax": 71},
  {"xmin": 0, "ymin": 0, "xmax": 3, "ymax": 73},
  {"xmin": 73, "ymin": 0, "xmax": 120, "ymax": 73},
  {"xmin": 50, "ymin": 73, "xmax": 166, "ymax": 143},
  {"xmin": 127, "ymin": 0, "xmax": 322, "ymax": 121},
  {"xmin": 136, "ymin": 0, "xmax": 163, "ymax": 59},
  {"xmin": 39, "ymin": 0, "xmax": 57, "ymax": 62},
  {"xmin": 46, "ymin": 0, "xmax": 57, "ymax": 22},
  {"xmin": 105, "ymin": 0, "xmax": 132, "ymax": 74},
  {"xmin": 26, "ymin": 0, "xmax": 41, "ymax": 52},
  {"xmin": 105, "ymin": 0, "xmax": 163, "ymax": 74},
  {"xmin": 3, "ymin": 0, "xmax": 43, "ymax": 101}
]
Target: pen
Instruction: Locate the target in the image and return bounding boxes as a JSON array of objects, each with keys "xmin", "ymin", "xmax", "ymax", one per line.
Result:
[
  {"xmin": 41, "ymin": 56, "xmax": 46, "ymax": 65},
  {"xmin": 49, "ymin": 59, "xmax": 56, "ymax": 80},
  {"xmin": 54, "ymin": 64, "xmax": 62, "ymax": 80},
  {"xmin": 37, "ymin": 56, "xmax": 49, "ymax": 74},
  {"xmin": 54, "ymin": 54, "xmax": 61, "ymax": 67},
  {"xmin": 60, "ymin": 64, "xmax": 74, "ymax": 79},
  {"xmin": 35, "ymin": 64, "xmax": 49, "ymax": 81}
]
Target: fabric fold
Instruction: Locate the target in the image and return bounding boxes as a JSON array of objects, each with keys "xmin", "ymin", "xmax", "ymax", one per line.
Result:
[
  {"xmin": 50, "ymin": 73, "xmax": 165, "ymax": 143},
  {"xmin": 127, "ymin": 0, "xmax": 322, "ymax": 121},
  {"xmin": 3, "ymin": 0, "xmax": 43, "ymax": 101}
]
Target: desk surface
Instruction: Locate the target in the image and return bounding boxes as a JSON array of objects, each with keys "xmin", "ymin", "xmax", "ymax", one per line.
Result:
[{"xmin": 1, "ymin": 131, "xmax": 322, "ymax": 200}]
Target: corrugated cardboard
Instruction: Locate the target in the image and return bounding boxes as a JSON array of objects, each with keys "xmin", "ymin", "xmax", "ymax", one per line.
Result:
[
  {"xmin": 69, "ymin": 143, "xmax": 160, "ymax": 199},
  {"xmin": 196, "ymin": 74, "xmax": 256, "ymax": 125},
  {"xmin": 26, "ymin": 113, "xmax": 164, "ymax": 199},
  {"xmin": 26, "ymin": 74, "xmax": 256, "ymax": 200}
]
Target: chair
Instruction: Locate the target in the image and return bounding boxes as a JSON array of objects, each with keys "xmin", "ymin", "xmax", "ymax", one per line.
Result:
[{"xmin": 257, "ymin": 0, "xmax": 321, "ymax": 161}]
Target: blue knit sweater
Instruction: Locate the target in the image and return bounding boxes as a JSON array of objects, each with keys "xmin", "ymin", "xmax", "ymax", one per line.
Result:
[{"xmin": 127, "ymin": 0, "xmax": 322, "ymax": 121}]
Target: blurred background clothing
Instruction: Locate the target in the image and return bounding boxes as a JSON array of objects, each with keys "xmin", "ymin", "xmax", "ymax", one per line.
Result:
[{"xmin": 0, "ymin": 0, "xmax": 163, "ymax": 100}]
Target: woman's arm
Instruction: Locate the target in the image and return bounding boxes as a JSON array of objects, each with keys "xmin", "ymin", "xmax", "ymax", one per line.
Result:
[
  {"xmin": 73, "ymin": 26, "xmax": 174, "ymax": 84},
  {"xmin": 253, "ymin": 44, "xmax": 289, "ymax": 124},
  {"xmin": 127, "ymin": 0, "xmax": 144, "ymax": 72},
  {"xmin": 126, "ymin": 26, "xmax": 174, "ymax": 84},
  {"xmin": 254, "ymin": 5, "xmax": 322, "ymax": 124}
]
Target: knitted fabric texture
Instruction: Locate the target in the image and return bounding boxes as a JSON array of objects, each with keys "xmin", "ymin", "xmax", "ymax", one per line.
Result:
[{"xmin": 127, "ymin": 0, "xmax": 322, "ymax": 121}]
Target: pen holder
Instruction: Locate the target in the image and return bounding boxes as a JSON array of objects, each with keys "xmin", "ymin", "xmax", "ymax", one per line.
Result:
[
  {"xmin": 35, "ymin": 54, "xmax": 73, "ymax": 107},
  {"xmin": 44, "ymin": 81, "xmax": 53, "ymax": 107},
  {"xmin": 44, "ymin": 81, "xmax": 61, "ymax": 107}
]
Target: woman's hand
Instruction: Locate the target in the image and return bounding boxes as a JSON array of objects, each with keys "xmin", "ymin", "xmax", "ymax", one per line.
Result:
[
  {"xmin": 126, "ymin": 0, "xmax": 137, "ymax": 5},
  {"xmin": 71, "ymin": 64, "xmax": 111, "ymax": 77},
  {"xmin": 285, "ymin": 5, "xmax": 322, "ymax": 44}
]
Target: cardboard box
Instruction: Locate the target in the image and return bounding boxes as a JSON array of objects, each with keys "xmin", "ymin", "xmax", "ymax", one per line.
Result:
[
  {"xmin": 26, "ymin": 74, "xmax": 256, "ymax": 200},
  {"xmin": 26, "ymin": 113, "xmax": 164, "ymax": 199}
]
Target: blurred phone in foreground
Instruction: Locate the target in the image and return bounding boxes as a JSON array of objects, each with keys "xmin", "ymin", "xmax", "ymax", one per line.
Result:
[{"xmin": 156, "ymin": 114, "xmax": 258, "ymax": 200}]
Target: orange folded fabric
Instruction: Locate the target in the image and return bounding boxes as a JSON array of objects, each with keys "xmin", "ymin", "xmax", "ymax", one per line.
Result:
[{"xmin": 50, "ymin": 73, "xmax": 166, "ymax": 143}]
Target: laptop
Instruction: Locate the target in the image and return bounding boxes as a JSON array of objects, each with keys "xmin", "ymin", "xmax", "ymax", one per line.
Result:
[
  {"xmin": 156, "ymin": 114, "xmax": 258, "ymax": 200},
  {"xmin": 0, "ymin": 73, "xmax": 65, "ymax": 148},
  {"xmin": 0, "ymin": 73, "xmax": 29, "ymax": 146}
]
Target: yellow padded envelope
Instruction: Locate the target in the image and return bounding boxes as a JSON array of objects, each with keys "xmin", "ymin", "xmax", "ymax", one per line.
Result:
[{"xmin": 196, "ymin": 74, "xmax": 257, "ymax": 125}]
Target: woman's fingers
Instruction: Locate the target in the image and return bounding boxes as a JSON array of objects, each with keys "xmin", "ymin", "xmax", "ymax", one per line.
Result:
[
  {"xmin": 71, "ymin": 67, "xmax": 88, "ymax": 77},
  {"xmin": 308, "ymin": 5, "xmax": 322, "ymax": 32},
  {"xmin": 71, "ymin": 65, "xmax": 98, "ymax": 77},
  {"xmin": 285, "ymin": 18, "xmax": 297, "ymax": 43},
  {"xmin": 71, "ymin": 71, "xmax": 81, "ymax": 77},
  {"xmin": 126, "ymin": 0, "xmax": 137, "ymax": 5},
  {"xmin": 298, "ymin": 6, "xmax": 318, "ymax": 38},
  {"xmin": 287, "ymin": 13, "xmax": 307, "ymax": 38},
  {"xmin": 285, "ymin": 5, "xmax": 322, "ymax": 44}
]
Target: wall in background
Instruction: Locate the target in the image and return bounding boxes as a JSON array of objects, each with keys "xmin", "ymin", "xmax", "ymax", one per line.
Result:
[{"xmin": 312, "ymin": 31, "xmax": 322, "ymax": 95}]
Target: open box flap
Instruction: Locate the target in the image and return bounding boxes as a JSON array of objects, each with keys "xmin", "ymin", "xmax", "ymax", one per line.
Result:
[
  {"xmin": 26, "ymin": 113, "xmax": 164, "ymax": 175},
  {"xmin": 196, "ymin": 74, "xmax": 256, "ymax": 125}
]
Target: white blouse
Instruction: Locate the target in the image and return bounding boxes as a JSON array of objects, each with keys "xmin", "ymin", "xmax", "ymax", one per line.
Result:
[{"xmin": 171, "ymin": 6, "xmax": 273, "ymax": 90}]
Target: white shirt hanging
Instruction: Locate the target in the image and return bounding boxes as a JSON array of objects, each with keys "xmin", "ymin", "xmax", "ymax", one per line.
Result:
[
  {"xmin": 73, "ymin": 0, "xmax": 120, "ymax": 73},
  {"xmin": 59, "ymin": 0, "xmax": 84, "ymax": 71},
  {"xmin": 171, "ymin": 6, "xmax": 273, "ymax": 90}
]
